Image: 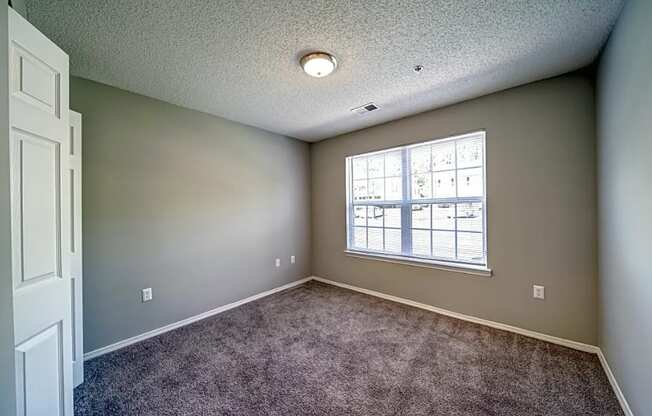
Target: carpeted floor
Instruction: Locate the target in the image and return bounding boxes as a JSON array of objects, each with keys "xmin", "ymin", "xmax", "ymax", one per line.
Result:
[{"xmin": 75, "ymin": 281, "xmax": 623, "ymax": 415}]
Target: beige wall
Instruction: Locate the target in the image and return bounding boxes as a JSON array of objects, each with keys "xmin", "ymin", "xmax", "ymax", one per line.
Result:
[
  {"xmin": 597, "ymin": 0, "xmax": 652, "ymax": 413},
  {"xmin": 311, "ymin": 74, "xmax": 598, "ymax": 345},
  {"xmin": 71, "ymin": 77, "xmax": 312, "ymax": 352}
]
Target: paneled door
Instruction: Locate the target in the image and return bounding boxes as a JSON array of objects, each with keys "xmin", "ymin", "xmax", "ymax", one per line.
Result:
[
  {"xmin": 8, "ymin": 6, "xmax": 73, "ymax": 416},
  {"xmin": 69, "ymin": 110, "xmax": 83, "ymax": 388}
]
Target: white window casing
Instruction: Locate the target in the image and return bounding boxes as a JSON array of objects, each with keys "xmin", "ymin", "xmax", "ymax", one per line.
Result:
[{"xmin": 345, "ymin": 131, "xmax": 490, "ymax": 274}]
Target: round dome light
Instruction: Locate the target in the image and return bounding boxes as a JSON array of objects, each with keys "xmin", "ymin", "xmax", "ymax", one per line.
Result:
[{"xmin": 300, "ymin": 52, "xmax": 337, "ymax": 78}]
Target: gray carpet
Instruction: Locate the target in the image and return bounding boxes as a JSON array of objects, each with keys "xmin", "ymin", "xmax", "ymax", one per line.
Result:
[{"xmin": 75, "ymin": 281, "xmax": 623, "ymax": 415}]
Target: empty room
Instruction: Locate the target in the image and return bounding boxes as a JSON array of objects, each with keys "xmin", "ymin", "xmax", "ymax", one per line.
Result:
[{"xmin": 1, "ymin": 0, "xmax": 650, "ymax": 415}]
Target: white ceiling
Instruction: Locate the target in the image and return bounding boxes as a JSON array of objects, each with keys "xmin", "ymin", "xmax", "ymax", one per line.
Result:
[{"xmin": 25, "ymin": 1, "xmax": 623, "ymax": 142}]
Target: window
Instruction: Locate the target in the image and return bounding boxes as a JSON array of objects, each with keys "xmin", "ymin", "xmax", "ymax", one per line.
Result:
[{"xmin": 346, "ymin": 131, "xmax": 487, "ymax": 270}]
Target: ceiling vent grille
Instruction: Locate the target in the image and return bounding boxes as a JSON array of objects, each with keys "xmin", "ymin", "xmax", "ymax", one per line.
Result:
[{"xmin": 351, "ymin": 102, "xmax": 380, "ymax": 115}]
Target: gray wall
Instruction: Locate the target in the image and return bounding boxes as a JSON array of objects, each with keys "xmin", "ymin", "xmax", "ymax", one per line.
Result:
[
  {"xmin": 71, "ymin": 77, "xmax": 311, "ymax": 352},
  {"xmin": 311, "ymin": 74, "xmax": 598, "ymax": 345},
  {"xmin": 9, "ymin": 0, "xmax": 27, "ymax": 18},
  {"xmin": 1, "ymin": 4, "xmax": 17, "ymax": 415},
  {"xmin": 597, "ymin": 0, "xmax": 652, "ymax": 413}
]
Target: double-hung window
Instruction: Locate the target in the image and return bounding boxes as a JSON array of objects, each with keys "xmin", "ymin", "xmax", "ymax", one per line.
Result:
[{"xmin": 345, "ymin": 131, "xmax": 488, "ymax": 270}]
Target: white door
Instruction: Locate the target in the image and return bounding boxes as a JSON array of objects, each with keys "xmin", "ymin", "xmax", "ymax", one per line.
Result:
[
  {"xmin": 69, "ymin": 110, "xmax": 83, "ymax": 387},
  {"xmin": 8, "ymin": 6, "xmax": 73, "ymax": 416}
]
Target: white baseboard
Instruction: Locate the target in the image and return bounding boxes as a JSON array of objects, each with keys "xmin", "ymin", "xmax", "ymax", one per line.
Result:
[
  {"xmin": 83, "ymin": 277, "xmax": 312, "ymax": 361},
  {"xmin": 311, "ymin": 276, "xmax": 639, "ymax": 415},
  {"xmin": 597, "ymin": 350, "xmax": 635, "ymax": 416},
  {"xmin": 310, "ymin": 276, "xmax": 599, "ymax": 353},
  {"xmin": 83, "ymin": 274, "xmax": 633, "ymax": 416}
]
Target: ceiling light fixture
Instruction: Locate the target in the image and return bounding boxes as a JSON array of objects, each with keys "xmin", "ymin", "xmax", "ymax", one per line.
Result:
[{"xmin": 300, "ymin": 52, "xmax": 337, "ymax": 78}]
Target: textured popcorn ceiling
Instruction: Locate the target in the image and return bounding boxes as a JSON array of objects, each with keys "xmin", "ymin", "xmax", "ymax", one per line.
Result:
[{"xmin": 25, "ymin": 1, "xmax": 623, "ymax": 141}]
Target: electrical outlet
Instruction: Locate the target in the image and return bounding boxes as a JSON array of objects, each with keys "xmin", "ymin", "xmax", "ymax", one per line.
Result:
[
  {"xmin": 533, "ymin": 285, "xmax": 545, "ymax": 300},
  {"xmin": 142, "ymin": 287, "xmax": 153, "ymax": 302},
  {"xmin": 290, "ymin": 255, "xmax": 296, "ymax": 264},
  {"xmin": 275, "ymin": 258, "xmax": 280, "ymax": 268}
]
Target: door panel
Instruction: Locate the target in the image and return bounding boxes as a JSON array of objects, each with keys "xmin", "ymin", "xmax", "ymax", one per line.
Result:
[
  {"xmin": 9, "ymin": 6, "xmax": 72, "ymax": 415},
  {"xmin": 12, "ymin": 45, "xmax": 60, "ymax": 115},
  {"xmin": 15, "ymin": 132, "xmax": 60, "ymax": 285},
  {"xmin": 15, "ymin": 324, "xmax": 64, "ymax": 416}
]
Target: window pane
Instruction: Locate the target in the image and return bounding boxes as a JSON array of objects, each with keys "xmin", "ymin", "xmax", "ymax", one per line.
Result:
[
  {"xmin": 353, "ymin": 206, "xmax": 366, "ymax": 226},
  {"xmin": 457, "ymin": 167, "xmax": 483, "ymax": 197},
  {"xmin": 432, "ymin": 231, "xmax": 455, "ymax": 259},
  {"xmin": 433, "ymin": 170, "xmax": 456, "ymax": 198},
  {"xmin": 457, "ymin": 202, "xmax": 482, "ymax": 232},
  {"xmin": 385, "ymin": 151, "xmax": 402, "ymax": 177},
  {"xmin": 385, "ymin": 229, "xmax": 401, "ymax": 253},
  {"xmin": 367, "ymin": 206, "xmax": 383, "ymax": 227},
  {"xmin": 385, "ymin": 177, "xmax": 402, "ymax": 200},
  {"xmin": 433, "ymin": 203, "xmax": 455, "ymax": 230},
  {"xmin": 368, "ymin": 178, "xmax": 385, "ymax": 200},
  {"xmin": 411, "ymin": 204, "xmax": 430, "ymax": 229},
  {"xmin": 457, "ymin": 137, "xmax": 483, "ymax": 168},
  {"xmin": 353, "ymin": 179, "xmax": 368, "ymax": 201},
  {"xmin": 368, "ymin": 228, "xmax": 383, "ymax": 251},
  {"xmin": 353, "ymin": 226, "xmax": 367, "ymax": 249},
  {"xmin": 412, "ymin": 229, "xmax": 430, "ymax": 256},
  {"xmin": 385, "ymin": 206, "xmax": 401, "ymax": 228},
  {"xmin": 368, "ymin": 155, "xmax": 384, "ymax": 178},
  {"xmin": 457, "ymin": 232, "xmax": 484, "ymax": 262},
  {"xmin": 346, "ymin": 132, "xmax": 486, "ymax": 267},
  {"xmin": 352, "ymin": 157, "xmax": 367, "ymax": 180},
  {"xmin": 410, "ymin": 145, "xmax": 431, "ymax": 174},
  {"xmin": 411, "ymin": 173, "xmax": 432, "ymax": 199},
  {"xmin": 432, "ymin": 142, "xmax": 455, "ymax": 171}
]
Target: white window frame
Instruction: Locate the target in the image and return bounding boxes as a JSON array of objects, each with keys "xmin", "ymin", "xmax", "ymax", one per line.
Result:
[{"xmin": 345, "ymin": 130, "xmax": 491, "ymax": 276}]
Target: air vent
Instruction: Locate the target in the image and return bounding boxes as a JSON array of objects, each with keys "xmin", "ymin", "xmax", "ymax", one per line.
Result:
[{"xmin": 351, "ymin": 102, "xmax": 380, "ymax": 115}]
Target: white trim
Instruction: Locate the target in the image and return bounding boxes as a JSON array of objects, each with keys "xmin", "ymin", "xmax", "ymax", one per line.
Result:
[
  {"xmin": 83, "ymin": 277, "xmax": 312, "ymax": 361},
  {"xmin": 322, "ymin": 270, "xmax": 631, "ymax": 415},
  {"xmin": 312, "ymin": 276, "xmax": 635, "ymax": 415},
  {"xmin": 82, "ymin": 274, "xmax": 632, "ymax": 416},
  {"xmin": 597, "ymin": 350, "xmax": 635, "ymax": 416},
  {"xmin": 311, "ymin": 276, "xmax": 599, "ymax": 353},
  {"xmin": 344, "ymin": 250, "xmax": 492, "ymax": 277}
]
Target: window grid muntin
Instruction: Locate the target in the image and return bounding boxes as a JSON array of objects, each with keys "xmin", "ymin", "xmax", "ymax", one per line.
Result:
[
  {"xmin": 351, "ymin": 204, "xmax": 402, "ymax": 253},
  {"xmin": 407, "ymin": 201, "xmax": 483, "ymax": 261},
  {"xmin": 351, "ymin": 151, "xmax": 404, "ymax": 203},
  {"xmin": 347, "ymin": 131, "xmax": 486, "ymax": 266}
]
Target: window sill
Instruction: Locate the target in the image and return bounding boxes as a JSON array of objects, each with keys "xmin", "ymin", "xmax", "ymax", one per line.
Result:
[{"xmin": 343, "ymin": 250, "xmax": 493, "ymax": 277}]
